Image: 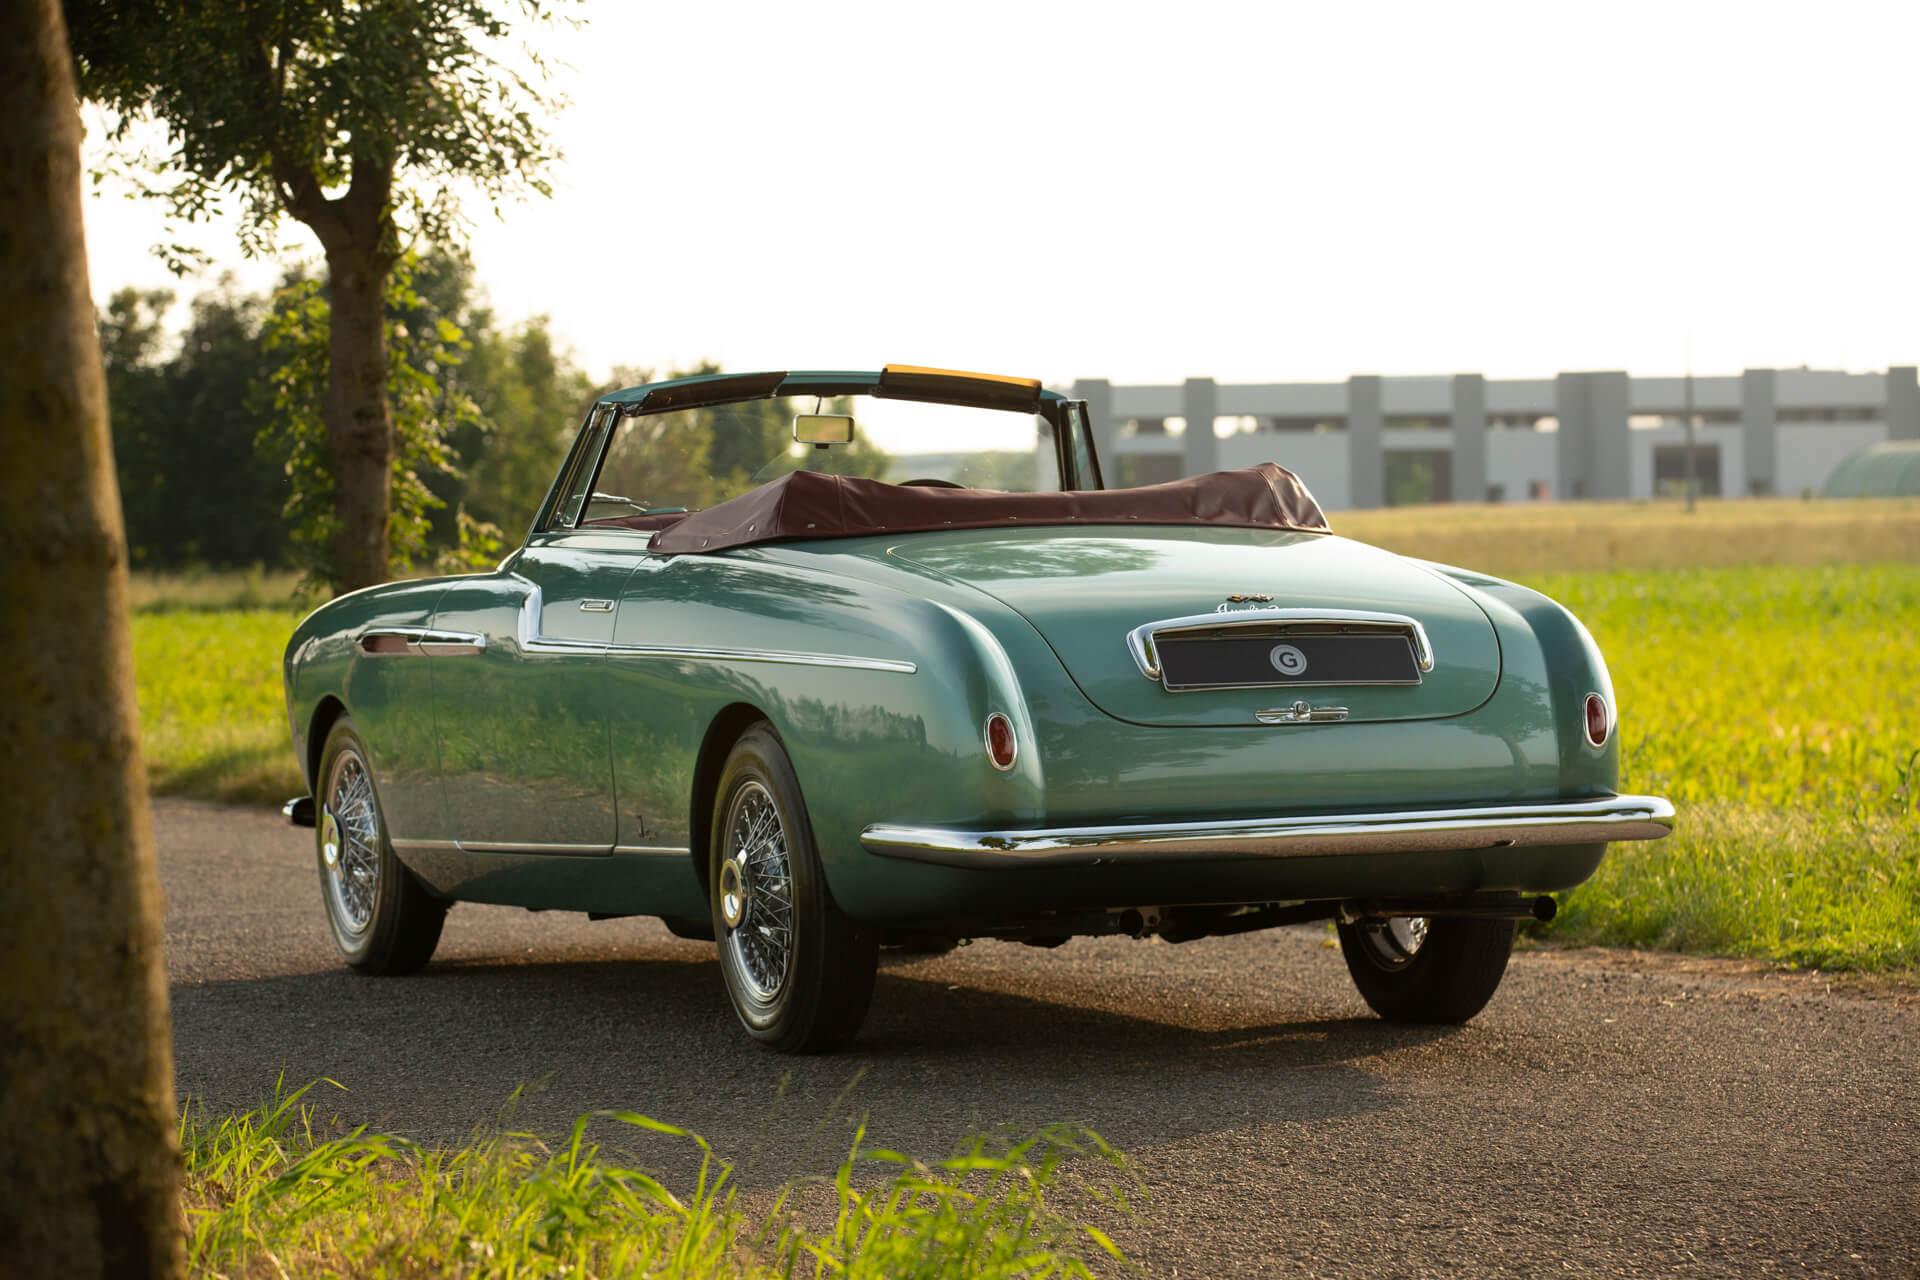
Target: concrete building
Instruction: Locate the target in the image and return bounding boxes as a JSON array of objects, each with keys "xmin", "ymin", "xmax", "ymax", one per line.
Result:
[{"xmin": 1070, "ymin": 367, "xmax": 1920, "ymax": 510}]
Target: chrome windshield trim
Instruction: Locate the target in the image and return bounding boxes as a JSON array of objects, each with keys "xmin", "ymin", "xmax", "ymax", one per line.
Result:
[
  {"xmin": 861, "ymin": 794, "xmax": 1675, "ymax": 869},
  {"xmin": 1126, "ymin": 608, "xmax": 1435, "ymax": 687},
  {"xmin": 358, "ymin": 627, "xmax": 487, "ymax": 658}
]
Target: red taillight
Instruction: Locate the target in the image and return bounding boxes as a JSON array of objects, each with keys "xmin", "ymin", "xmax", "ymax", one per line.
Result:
[
  {"xmin": 984, "ymin": 713, "xmax": 1018, "ymax": 770},
  {"xmin": 1584, "ymin": 693, "xmax": 1610, "ymax": 747}
]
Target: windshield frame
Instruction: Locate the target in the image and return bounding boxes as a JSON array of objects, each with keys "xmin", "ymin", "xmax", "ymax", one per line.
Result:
[{"xmin": 535, "ymin": 371, "xmax": 1104, "ymax": 538}]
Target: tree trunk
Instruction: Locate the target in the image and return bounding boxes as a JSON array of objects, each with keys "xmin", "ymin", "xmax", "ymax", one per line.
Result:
[
  {"xmin": 323, "ymin": 244, "xmax": 394, "ymax": 592},
  {"xmin": 0, "ymin": 1, "xmax": 185, "ymax": 1276}
]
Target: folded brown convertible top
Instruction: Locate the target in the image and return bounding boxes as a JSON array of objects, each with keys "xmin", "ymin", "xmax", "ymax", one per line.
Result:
[{"xmin": 639, "ymin": 462, "xmax": 1329, "ymax": 554}]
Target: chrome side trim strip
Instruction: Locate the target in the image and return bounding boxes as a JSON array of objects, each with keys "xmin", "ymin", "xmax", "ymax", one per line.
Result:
[
  {"xmin": 515, "ymin": 584, "xmax": 915, "ymax": 672},
  {"xmin": 612, "ymin": 844, "xmax": 694, "ymax": 857},
  {"xmin": 390, "ymin": 838, "xmax": 461, "ymax": 854},
  {"xmin": 861, "ymin": 794, "xmax": 1675, "ymax": 869},
  {"xmin": 455, "ymin": 839, "xmax": 615, "ymax": 855},
  {"xmin": 358, "ymin": 627, "xmax": 488, "ymax": 658},
  {"xmin": 518, "ymin": 588, "xmax": 605, "ymax": 655},
  {"xmin": 1127, "ymin": 609, "xmax": 1434, "ymax": 686},
  {"xmin": 601, "ymin": 642, "xmax": 918, "ymax": 673}
]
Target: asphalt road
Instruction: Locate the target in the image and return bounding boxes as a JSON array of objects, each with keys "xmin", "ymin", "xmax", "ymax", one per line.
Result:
[{"xmin": 157, "ymin": 797, "xmax": 1918, "ymax": 1277}]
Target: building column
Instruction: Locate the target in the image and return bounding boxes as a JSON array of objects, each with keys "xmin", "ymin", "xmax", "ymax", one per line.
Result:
[
  {"xmin": 1554, "ymin": 372, "xmax": 1589, "ymax": 500},
  {"xmin": 1741, "ymin": 368, "xmax": 1778, "ymax": 495},
  {"xmin": 1181, "ymin": 377, "xmax": 1218, "ymax": 476},
  {"xmin": 1887, "ymin": 366, "xmax": 1919, "ymax": 442},
  {"xmin": 1071, "ymin": 378, "xmax": 1116, "ymax": 486},
  {"xmin": 1450, "ymin": 373, "xmax": 1486, "ymax": 503},
  {"xmin": 1589, "ymin": 371, "xmax": 1630, "ymax": 499},
  {"xmin": 1347, "ymin": 374, "xmax": 1383, "ymax": 508}
]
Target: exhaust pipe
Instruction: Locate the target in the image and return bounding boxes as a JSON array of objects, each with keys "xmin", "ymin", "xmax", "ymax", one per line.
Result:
[{"xmin": 1346, "ymin": 894, "xmax": 1557, "ymax": 924}]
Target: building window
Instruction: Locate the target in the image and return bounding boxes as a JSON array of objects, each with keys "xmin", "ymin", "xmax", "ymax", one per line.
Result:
[
  {"xmin": 1777, "ymin": 407, "xmax": 1878, "ymax": 424},
  {"xmin": 1653, "ymin": 444, "xmax": 1722, "ymax": 498},
  {"xmin": 1115, "ymin": 454, "xmax": 1184, "ymax": 488},
  {"xmin": 1385, "ymin": 416, "xmax": 1450, "ymax": 431},
  {"xmin": 1262, "ymin": 416, "xmax": 1345, "ymax": 433},
  {"xmin": 1489, "ymin": 414, "xmax": 1560, "ymax": 433},
  {"xmin": 1385, "ymin": 450, "xmax": 1453, "ymax": 506}
]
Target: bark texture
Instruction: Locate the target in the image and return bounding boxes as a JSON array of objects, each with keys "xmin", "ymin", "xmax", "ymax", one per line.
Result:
[
  {"xmin": 274, "ymin": 141, "xmax": 398, "ymax": 592},
  {"xmin": 0, "ymin": 1, "xmax": 186, "ymax": 1275},
  {"xmin": 323, "ymin": 244, "xmax": 395, "ymax": 592}
]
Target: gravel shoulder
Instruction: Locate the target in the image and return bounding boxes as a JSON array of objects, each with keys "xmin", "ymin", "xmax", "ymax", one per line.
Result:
[{"xmin": 157, "ymin": 798, "xmax": 1920, "ymax": 1277}]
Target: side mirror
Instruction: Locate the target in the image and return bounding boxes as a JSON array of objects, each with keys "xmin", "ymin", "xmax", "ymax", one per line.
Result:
[{"xmin": 793, "ymin": 413, "xmax": 855, "ymax": 446}]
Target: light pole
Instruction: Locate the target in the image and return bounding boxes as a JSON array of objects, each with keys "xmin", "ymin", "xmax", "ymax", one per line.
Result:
[{"xmin": 1683, "ymin": 341, "xmax": 1698, "ymax": 513}]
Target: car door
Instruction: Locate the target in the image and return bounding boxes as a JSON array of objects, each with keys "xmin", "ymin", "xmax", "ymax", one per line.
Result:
[{"xmin": 427, "ymin": 531, "xmax": 642, "ymax": 852}]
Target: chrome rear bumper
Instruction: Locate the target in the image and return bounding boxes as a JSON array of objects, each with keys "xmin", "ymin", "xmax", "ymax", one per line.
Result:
[{"xmin": 861, "ymin": 794, "xmax": 1674, "ymax": 870}]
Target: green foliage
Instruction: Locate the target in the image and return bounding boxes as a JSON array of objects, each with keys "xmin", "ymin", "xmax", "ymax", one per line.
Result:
[
  {"xmin": 96, "ymin": 257, "xmax": 599, "ymax": 578},
  {"xmin": 179, "ymin": 1082, "xmax": 1140, "ymax": 1277},
  {"xmin": 261, "ymin": 253, "xmax": 497, "ymax": 588},
  {"xmin": 449, "ymin": 312, "xmax": 600, "ymax": 538},
  {"xmin": 97, "ymin": 283, "xmax": 292, "ymax": 567},
  {"xmin": 69, "ymin": 0, "xmax": 573, "ymax": 588},
  {"xmin": 66, "ymin": 0, "xmax": 569, "ymax": 263}
]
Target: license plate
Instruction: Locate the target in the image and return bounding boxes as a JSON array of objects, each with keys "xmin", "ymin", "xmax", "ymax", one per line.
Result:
[{"xmin": 1154, "ymin": 631, "xmax": 1422, "ymax": 691}]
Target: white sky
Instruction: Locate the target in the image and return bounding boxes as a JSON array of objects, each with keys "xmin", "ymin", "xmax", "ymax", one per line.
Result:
[{"xmin": 80, "ymin": 0, "xmax": 1920, "ymax": 391}]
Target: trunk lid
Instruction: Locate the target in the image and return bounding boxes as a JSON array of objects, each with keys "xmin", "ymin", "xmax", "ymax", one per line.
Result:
[{"xmin": 885, "ymin": 527, "xmax": 1500, "ymax": 727}]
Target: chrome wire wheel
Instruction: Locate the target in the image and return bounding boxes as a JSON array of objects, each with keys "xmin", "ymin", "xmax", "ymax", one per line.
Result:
[
  {"xmin": 718, "ymin": 780, "xmax": 796, "ymax": 1007},
  {"xmin": 321, "ymin": 748, "xmax": 381, "ymax": 938},
  {"xmin": 1357, "ymin": 915, "xmax": 1430, "ymax": 971}
]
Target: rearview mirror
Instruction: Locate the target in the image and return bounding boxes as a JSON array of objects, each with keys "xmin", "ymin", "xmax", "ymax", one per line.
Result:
[{"xmin": 793, "ymin": 413, "xmax": 855, "ymax": 446}]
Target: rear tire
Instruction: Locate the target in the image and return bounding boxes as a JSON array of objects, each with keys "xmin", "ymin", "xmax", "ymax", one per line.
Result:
[
  {"xmin": 710, "ymin": 723, "xmax": 877, "ymax": 1052},
  {"xmin": 315, "ymin": 715, "xmax": 447, "ymax": 975},
  {"xmin": 1337, "ymin": 915, "xmax": 1514, "ymax": 1024}
]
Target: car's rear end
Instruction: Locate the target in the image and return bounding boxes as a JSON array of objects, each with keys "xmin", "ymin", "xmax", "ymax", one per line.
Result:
[{"xmin": 765, "ymin": 525, "xmax": 1669, "ymax": 932}]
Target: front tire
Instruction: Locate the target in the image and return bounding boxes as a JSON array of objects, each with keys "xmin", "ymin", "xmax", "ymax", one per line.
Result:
[
  {"xmin": 710, "ymin": 724, "xmax": 877, "ymax": 1052},
  {"xmin": 315, "ymin": 716, "xmax": 447, "ymax": 975},
  {"xmin": 1337, "ymin": 915, "xmax": 1515, "ymax": 1024}
]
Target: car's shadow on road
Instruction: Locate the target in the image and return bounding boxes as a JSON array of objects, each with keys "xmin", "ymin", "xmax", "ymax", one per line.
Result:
[{"xmin": 172, "ymin": 940, "xmax": 1465, "ymax": 1181}]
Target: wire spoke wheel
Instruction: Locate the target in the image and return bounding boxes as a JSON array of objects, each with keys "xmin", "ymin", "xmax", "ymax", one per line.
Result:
[
  {"xmin": 719, "ymin": 780, "xmax": 795, "ymax": 1006},
  {"xmin": 709, "ymin": 723, "xmax": 877, "ymax": 1051},
  {"xmin": 322, "ymin": 750, "xmax": 381, "ymax": 937},
  {"xmin": 313, "ymin": 715, "xmax": 447, "ymax": 975}
]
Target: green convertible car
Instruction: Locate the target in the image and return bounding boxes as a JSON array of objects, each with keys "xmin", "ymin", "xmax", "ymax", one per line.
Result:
[{"xmin": 282, "ymin": 365, "xmax": 1673, "ymax": 1052}]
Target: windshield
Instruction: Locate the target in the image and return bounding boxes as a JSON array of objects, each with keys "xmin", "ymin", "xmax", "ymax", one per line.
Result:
[{"xmin": 579, "ymin": 395, "xmax": 1061, "ymax": 525}]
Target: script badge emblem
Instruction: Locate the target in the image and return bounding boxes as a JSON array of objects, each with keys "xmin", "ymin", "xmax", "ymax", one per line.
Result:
[{"xmin": 1269, "ymin": 644, "xmax": 1308, "ymax": 677}]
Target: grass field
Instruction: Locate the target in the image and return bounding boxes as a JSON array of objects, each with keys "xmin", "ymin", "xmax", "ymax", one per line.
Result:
[
  {"xmin": 182, "ymin": 1083, "xmax": 1136, "ymax": 1278},
  {"xmin": 133, "ymin": 607, "xmax": 308, "ymax": 805},
  {"xmin": 1523, "ymin": 565, "xmax": 1917, "ymax": 970},
  {"xmin": 1336, "ymin": 495, "xmax": 1920, "ymax": 577},
  {"xmin": 128, "ymin": 500, "xmax": 1919, "ymax": 971}
]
